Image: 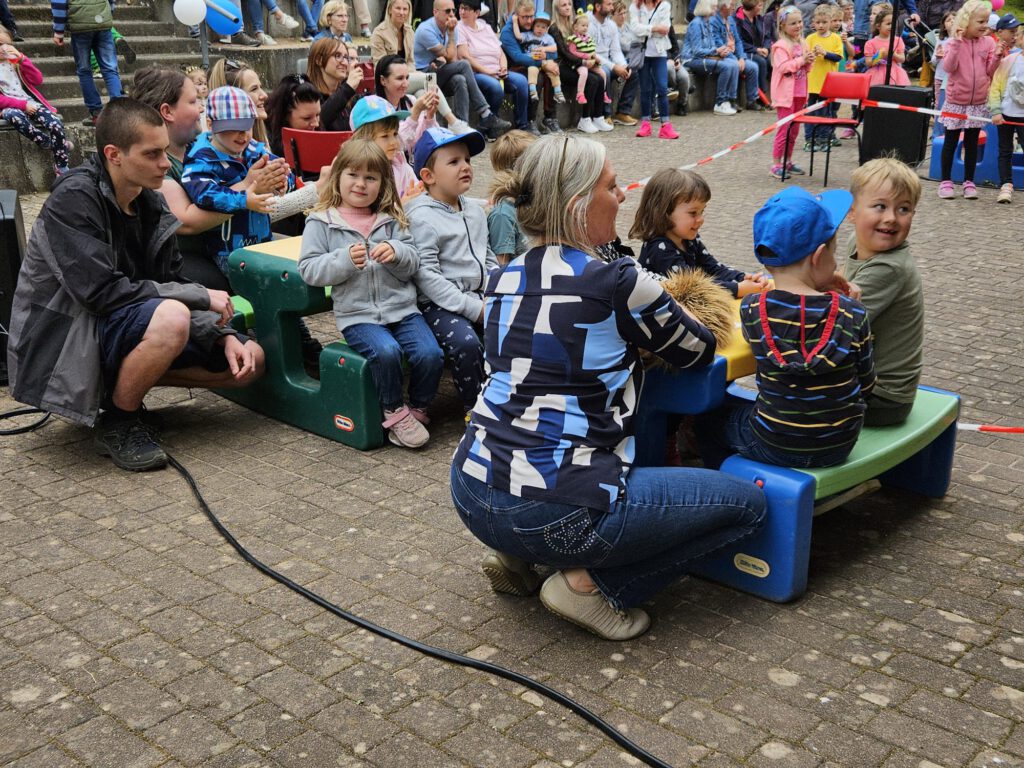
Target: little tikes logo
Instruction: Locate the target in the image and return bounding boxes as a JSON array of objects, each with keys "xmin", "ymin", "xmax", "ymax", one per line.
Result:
[
  {"xmin": 734, "ymin": 553, "xmax": 770, "ymax": 578},
  {"xmin": 334, "ymin": 415, "xmax": 355, "ymax": 432}
]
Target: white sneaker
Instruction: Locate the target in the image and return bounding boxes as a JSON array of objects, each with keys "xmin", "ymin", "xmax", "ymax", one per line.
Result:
[
  {"xmin": 255, "ymin": 31, "xmax": 277, "ymax": 45},
  {"xmin": 276, "ymin": 12, "xmax": 300, "ymax": 29},
  {"xmin": 449, "ymin": 119, "xmax": 474, "ymax": 135},
  {"xmin": 594, "ymin": 116, "xmax": 614, "ymax": 132},
  {"xmin": 713, "ymin": 102, "xmax": 737, "ymax": 115},
  {"xmin": 997, "ymin": 183, "xmax": 1013, "ymax": 204},
  {"xmin": 577, "ymin": 117, "xmax": 599, "ymax": 133}
]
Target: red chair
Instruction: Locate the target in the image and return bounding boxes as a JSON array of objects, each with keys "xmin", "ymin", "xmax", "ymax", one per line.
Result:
[
  {"xmin": 281, "ymin": 128, "xmax": 352, "ymax": 175},
  {"xmin": 784, "ymin": 72, "xmax": 871, "ymax": 186}
]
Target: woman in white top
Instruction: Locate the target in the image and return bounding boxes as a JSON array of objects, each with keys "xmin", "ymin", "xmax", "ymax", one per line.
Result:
[{"xmin": 629, "ymin": 0, "xmax": 678, "ymax": 138}]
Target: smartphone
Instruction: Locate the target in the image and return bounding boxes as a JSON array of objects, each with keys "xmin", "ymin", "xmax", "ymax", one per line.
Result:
[{"xmin": 425, "ymin": 72, "xmax": 437, "ymax": 91}]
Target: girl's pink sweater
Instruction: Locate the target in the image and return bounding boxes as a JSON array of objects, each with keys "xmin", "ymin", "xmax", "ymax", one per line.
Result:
[
  {"xmin": 942, "ymin": 35, "xmax": 1000, "ymax": 106},
  {"xmin": 0, "ymin": 54, "xmax": 56, "ymax": 112}
]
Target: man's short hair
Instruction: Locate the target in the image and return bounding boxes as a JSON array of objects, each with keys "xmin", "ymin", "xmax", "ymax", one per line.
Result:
[{"xmin": 95, "ymin": 97, "xmax": 165, "ymax": 155}]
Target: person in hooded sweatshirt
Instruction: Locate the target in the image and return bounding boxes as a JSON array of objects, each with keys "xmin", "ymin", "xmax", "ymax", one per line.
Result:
[
  {"xmin": 406, "ymin": 127, "xmax": 496, "ymax": 414},
  {"xmin": 696, "ymin": 186, "xmax": 876, "ymax": 471}
]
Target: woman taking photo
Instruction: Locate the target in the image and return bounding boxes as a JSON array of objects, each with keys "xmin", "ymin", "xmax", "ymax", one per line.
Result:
[
  {"xmin": 450, "ymin": 135, "xmax": 766, "ymax": 640},
  {"xmin": 551, "ymin": 0, "xmax": 610, "ymax": 132},
  {"xmin": 306, "ymin": 37, "xmax": 365, "ymax": 130},
  {"xmin": 375, "ymin": 54, "xmax": 452, "ymax": 147},
  {"xmin": 372, "ymin": 0, "xmax": 469, "ymax": 132}
]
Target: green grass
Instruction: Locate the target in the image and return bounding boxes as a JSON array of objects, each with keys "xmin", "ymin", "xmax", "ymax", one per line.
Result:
[{"xmin": 1003, "ymin": 0, "xmax": 1024, "ymax": 19}]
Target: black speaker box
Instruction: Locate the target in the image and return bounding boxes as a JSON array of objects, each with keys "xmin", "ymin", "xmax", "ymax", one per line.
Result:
[
  {"xmin": 860, "ymin": 85, "xmax": 934, "ymax": 165},
  {"xmin": 0, "ymin": 189, "xmax": 27, "ymax": 386}
]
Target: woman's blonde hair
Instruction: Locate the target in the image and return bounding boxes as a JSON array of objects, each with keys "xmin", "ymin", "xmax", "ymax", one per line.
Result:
[
  {"xmin": 553, "ymin": 0, "xmax": 576, "ymax": 37},
  {"xmin": 307, "ymin": 37, "xmax": 347, "ymax": 96},
  {"xmin": 384, "ymin": 0, "xmax": 412, "ymax": 23},
  {"xmin": 629, "ymin": 168, "xmax": 711, "ymax": 242},
  {"xmin": 870, "ymin": 3, "xmax": 892, "ymax": 35},
  {"xmin": 207, "ymin": 58, "xmax": 269, "ymax": 144},
  {"xmin": 692, "ymin": 0, "xmax": 715, "ymax": 17},
  {"xmin": 314, "ymin": 139, "xmax": 408, "ymax": 227},
  {"xmin": 954, "ymin": 0, "xmax": 991, "ymax": 36},
  {"xmin": 320, "ymin": 0, "xmax": 349, "ymax": 28},
  {"xmin": 489, "ymin": 135, "xmax": 606, "ymax": 254}
]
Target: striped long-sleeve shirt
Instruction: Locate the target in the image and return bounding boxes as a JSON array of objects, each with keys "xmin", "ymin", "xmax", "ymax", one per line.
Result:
[
  {"xmin": 741, "ymin": 289, "xmax": 876, "ymax": 457},
  {"xmin": 51, "ymin": 0, "xmax": 113, "ymax": 36}
]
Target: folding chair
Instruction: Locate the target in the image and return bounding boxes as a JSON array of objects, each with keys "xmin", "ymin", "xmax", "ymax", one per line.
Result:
[
  {"xmin": 281, "ymin": 128, "xmax": 353, "ymax": 176},
  {"xmin": 784, "ymin": 72, "xmax": 871, "ymax": 186}
]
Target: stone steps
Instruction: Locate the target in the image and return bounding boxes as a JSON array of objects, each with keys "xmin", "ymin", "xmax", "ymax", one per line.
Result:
[
  {"xmin": 7, "ymin": 2, "xmax": 156, "ymax": 23},
  {"xmin": 15, "ymin": 19, "xmax": 177, "ymax": 38}
]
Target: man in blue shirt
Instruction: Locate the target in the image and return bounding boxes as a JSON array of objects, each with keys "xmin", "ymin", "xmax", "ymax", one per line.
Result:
[{"xmin": 414, "ymin": 0, "xmax": 511, "ymax": 139}]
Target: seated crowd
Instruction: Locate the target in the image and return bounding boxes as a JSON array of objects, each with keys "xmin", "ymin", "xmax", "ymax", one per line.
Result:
[{"xmin": 5, "ymin": 0, "xmax": 1020, "ymax": 642}]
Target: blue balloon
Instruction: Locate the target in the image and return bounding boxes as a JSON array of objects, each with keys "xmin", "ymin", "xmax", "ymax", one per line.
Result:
[{"xmin": 206, "ymin": 0, "xmax": 243, "ymax": 36}]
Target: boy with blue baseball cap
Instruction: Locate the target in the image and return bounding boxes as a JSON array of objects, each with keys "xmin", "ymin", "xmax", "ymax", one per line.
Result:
[
  {"xmin": 406, "ymin": 126, "xmax": 494, "ymax": 413},
  {"xmin": 696, "ymin": 187, "xmax": 876, "ymax": 470}
]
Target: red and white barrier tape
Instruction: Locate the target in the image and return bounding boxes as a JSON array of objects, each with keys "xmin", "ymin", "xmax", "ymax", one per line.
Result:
[
  {"xmin": 622, "ymin": 97, "xmax": 1024, "ymax": 192},
  {"xmin": 623, "ymin": 98, "xmax": 834, "ymax": 191},
  {"xmin": 958, "ymin": 423, "xmax": 1024, "ymax": 434}
]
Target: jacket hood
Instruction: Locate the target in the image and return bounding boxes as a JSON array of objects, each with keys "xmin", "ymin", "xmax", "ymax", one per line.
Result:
[
  {"xmin": 306, "ymin": 207, "xmax": 395, "ymax": 230},
  {"xmin": 404, "ymin": 193, "xmax": 467, "ymax": 216}
]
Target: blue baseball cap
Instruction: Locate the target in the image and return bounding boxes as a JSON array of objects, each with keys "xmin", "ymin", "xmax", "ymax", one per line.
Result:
[
  {"xmin": 348, "ymin": 95, "xmax": 411, "ymax": 131},
  {"xmin": 534, "ymin": 11, "xmax": 551, "ymax": 22},
  {"xmin": 996, "ymin": 13, "xmax": 1020, "ymax": 31},
  {"xmin": 412, "ymin": 126, "xmax": 486, "ymax": 178},
  {"xmin": 752, "ymin": 187, "xmax": 853, "ymax": 266}
]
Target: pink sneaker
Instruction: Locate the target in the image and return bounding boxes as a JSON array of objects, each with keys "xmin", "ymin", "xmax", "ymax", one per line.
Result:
[
  {"xmin": 409, "ymin": 406, "xmax": 430, "ymax": 425},
  {"xmin": 937, "ymin": 180, "xmax": 955, "ymax": 199},
  {"xmin": 576, "ymin": 93, "xmax": 587, "ymax": 104},
  {"xmin": 962, "ymin": 181, "xmax": 978, "ymax": 199},
  {"xmin": 635, "ymin": 119, "xmax": 652, "ymax": 137},
  {"xmin": 658, "ymin": 122, "xmax": 679, "ymax": 140},
  {"xmin": 603, "ymin": 93, "xmax": 612, "ymax": 104},
  {"xmin": 840, "ymin": 127, "xmax": 857, "ymax": 140}
]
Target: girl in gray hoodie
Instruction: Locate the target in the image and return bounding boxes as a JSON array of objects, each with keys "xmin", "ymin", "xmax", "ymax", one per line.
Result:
[{"xmin": 299, "ymin": 140, "xmax": 444, "ymax": 449}]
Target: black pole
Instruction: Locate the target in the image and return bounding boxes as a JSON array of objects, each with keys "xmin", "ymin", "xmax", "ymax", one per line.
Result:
[{"xmin": 884, "ymin": 0, "xmax": 900, "ymax": 85}]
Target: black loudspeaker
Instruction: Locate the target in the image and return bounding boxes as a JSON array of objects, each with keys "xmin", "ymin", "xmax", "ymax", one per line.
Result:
[
  {"xmin": 860, "ymin": 85, "xmax": 933, "ymax": 165},
  {"xmin": 0, "ymin": 189, "xmax": 27, "ymax": 386}
]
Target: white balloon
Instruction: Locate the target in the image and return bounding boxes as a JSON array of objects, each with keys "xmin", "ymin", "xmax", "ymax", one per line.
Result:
[{"xmin": 173, "ymin": 0, "xmax": 207, "ymax": 26}]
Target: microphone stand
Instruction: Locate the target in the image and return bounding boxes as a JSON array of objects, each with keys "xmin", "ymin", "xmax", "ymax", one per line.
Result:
[{"xmin": 884, "ymin": 0, "xmax": 899, "ymax": 84}]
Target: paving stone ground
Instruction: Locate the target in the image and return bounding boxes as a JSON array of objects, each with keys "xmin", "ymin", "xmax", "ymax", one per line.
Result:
[{"xmin": 2, "ymin": 110, "xmax": 1023, "ymax": 768}]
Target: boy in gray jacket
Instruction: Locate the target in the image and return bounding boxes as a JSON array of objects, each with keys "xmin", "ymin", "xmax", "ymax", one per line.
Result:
[
  {"xmin": 298, "ymin": 140, "xmax": 443, "ymax": 448},
  {"xmin": 407, "ymin": 127, "xmax": 496, "ymax": 413}
]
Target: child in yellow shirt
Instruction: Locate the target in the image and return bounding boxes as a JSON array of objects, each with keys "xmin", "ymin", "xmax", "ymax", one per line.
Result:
[{"xmin": 804, "ymin": 4, "xmax": 845, "ymax": 151}]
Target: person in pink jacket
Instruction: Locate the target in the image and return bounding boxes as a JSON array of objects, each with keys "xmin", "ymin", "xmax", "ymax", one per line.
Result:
[
  {"xmin": 769, "ymin": 6, "xmax": 817, "ymax": 179},
  {"xmin": 0, "ymin": 26, "xmax": 71, "ymax": 174},
  {"xmin": 937, "ymin": 0, "xmax": 1008, "ymax": 199}
]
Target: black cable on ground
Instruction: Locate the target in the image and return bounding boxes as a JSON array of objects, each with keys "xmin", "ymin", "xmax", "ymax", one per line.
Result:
[
  {"xmin": 166, "ymin": 455, "xmax": 675, "ymax": 768},
  {"xmin": 0, "ymin": 407, "xmax": 50, "ymax": 435}
]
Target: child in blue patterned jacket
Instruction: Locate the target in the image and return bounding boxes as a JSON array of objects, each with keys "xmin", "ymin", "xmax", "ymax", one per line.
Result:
[{"xmin": 181, "ymin": 86, "xmax": 294, "ymax": 277}]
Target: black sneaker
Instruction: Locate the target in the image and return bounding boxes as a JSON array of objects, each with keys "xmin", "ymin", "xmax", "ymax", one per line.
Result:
[
  {"xmin": 115, "ymin": 36, "xmax": 137, "ymax": 65},
  {"xmin": 82, "ymin": 114, "xmax": 98, "ymax": 127},
  {"xmin": 13, "ymin": 33, "xmax": 25, "ymax": 42},
  {"xmin": 479, "ymin": 113, "xmax": 512, "ymax": 141},
  {"xmin": 523, "ymin": 122, "xmax": 541, "ymax": 136},
  {"xmin": 94, "ymin": 414, "xmax": 168, "ymax": 472},
  {"xmin": 541, "ymin": 116, "xmax": 563, "ymax": 134}
]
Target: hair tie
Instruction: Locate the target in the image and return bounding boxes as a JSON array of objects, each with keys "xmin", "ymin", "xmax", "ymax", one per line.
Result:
[{"xmin": 514, "ymin": 186, "xmax": 533, "ymax": 206}]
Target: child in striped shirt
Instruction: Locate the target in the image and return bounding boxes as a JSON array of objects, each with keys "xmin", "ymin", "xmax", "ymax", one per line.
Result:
[{"xmin": 696, "ymin": 187, "xmax": 876, "ymax": 470}]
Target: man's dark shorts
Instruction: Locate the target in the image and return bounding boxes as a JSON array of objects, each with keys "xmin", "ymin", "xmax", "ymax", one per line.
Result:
[{"xmin": 99, "ymin": 298, "xmax": 228, "ymax": 388}]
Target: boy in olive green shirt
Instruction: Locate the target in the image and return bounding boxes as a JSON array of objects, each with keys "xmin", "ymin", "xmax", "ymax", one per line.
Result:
[{"xmin": 845, "ymin": 158, "xmax": 924, "ymax": 426}]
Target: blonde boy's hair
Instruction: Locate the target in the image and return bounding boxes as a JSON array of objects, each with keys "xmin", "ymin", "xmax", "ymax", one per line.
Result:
[
  {"xmin": 850, "ymin": 157, "xmax": 921, "ymax": 208},
  {"xmin": 629, "ymin": 168, "xmax": 711, "ymax": 242},
  {"xmin": 314, "ymin": 139, "xmax": 408, "ymax": 228},
  {"xmin": 490, "ymin": 130, "xmax": 538, "ymax": 173},
  {"xmin": 812, "ymin": 5, "xmax": 832, "ymax": 21},
  {"xmin": 830, "ymin": 5, "xmax": 844, "ymax": 20},
  {"xmin": 611, "ymin": 0, "xmax": 627, "ymax": 13}
]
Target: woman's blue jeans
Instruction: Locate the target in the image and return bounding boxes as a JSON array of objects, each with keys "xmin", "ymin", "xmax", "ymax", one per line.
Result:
[
  {"xmin": 473, "ymin": 72, "xmax": 529, "ymax": 128},
  {"xmin": 685, "ymin": 57, "xmax": 739, "ymax": 105},
  {"xmin": 296, "ymin": 0, "xmax": 324, "ymax": 36},
  {"xmin": 451, "ymin": 463, "xmax": 766, "ymax": 611},
  {"xmin": 341, "ymin": 314, "xmax": 444, "ymax": 412},
  {"xmin": 71, "ymin": 31, "xmax": 122, "ymax": 114},
  {"xmin": 242, "ymin": 0, "xmax": 281, "ymax": 33},
  {"xmin": 639, "ymin": 55, "xmax": 669, "ymax": 121}
]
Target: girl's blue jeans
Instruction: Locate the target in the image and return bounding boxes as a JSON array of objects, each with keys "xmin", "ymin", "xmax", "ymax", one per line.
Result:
[
  {"xmin": 242, "ymin": 0, "xmax": 280, "ymax": 33},
  {"xmin": 341, "ymin": 313, "xmax": 444, "ymax": 412},
  {"xmin": 639, "ymin": 55, "xmax": 669, "ymax": 121},
  {"xmin": 71, "ymin": 30, "xmax": 122, "ymax": 114},
  {"xmin": 451, "ymin": 463, "xmax": 766, "ymax": 611}
]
